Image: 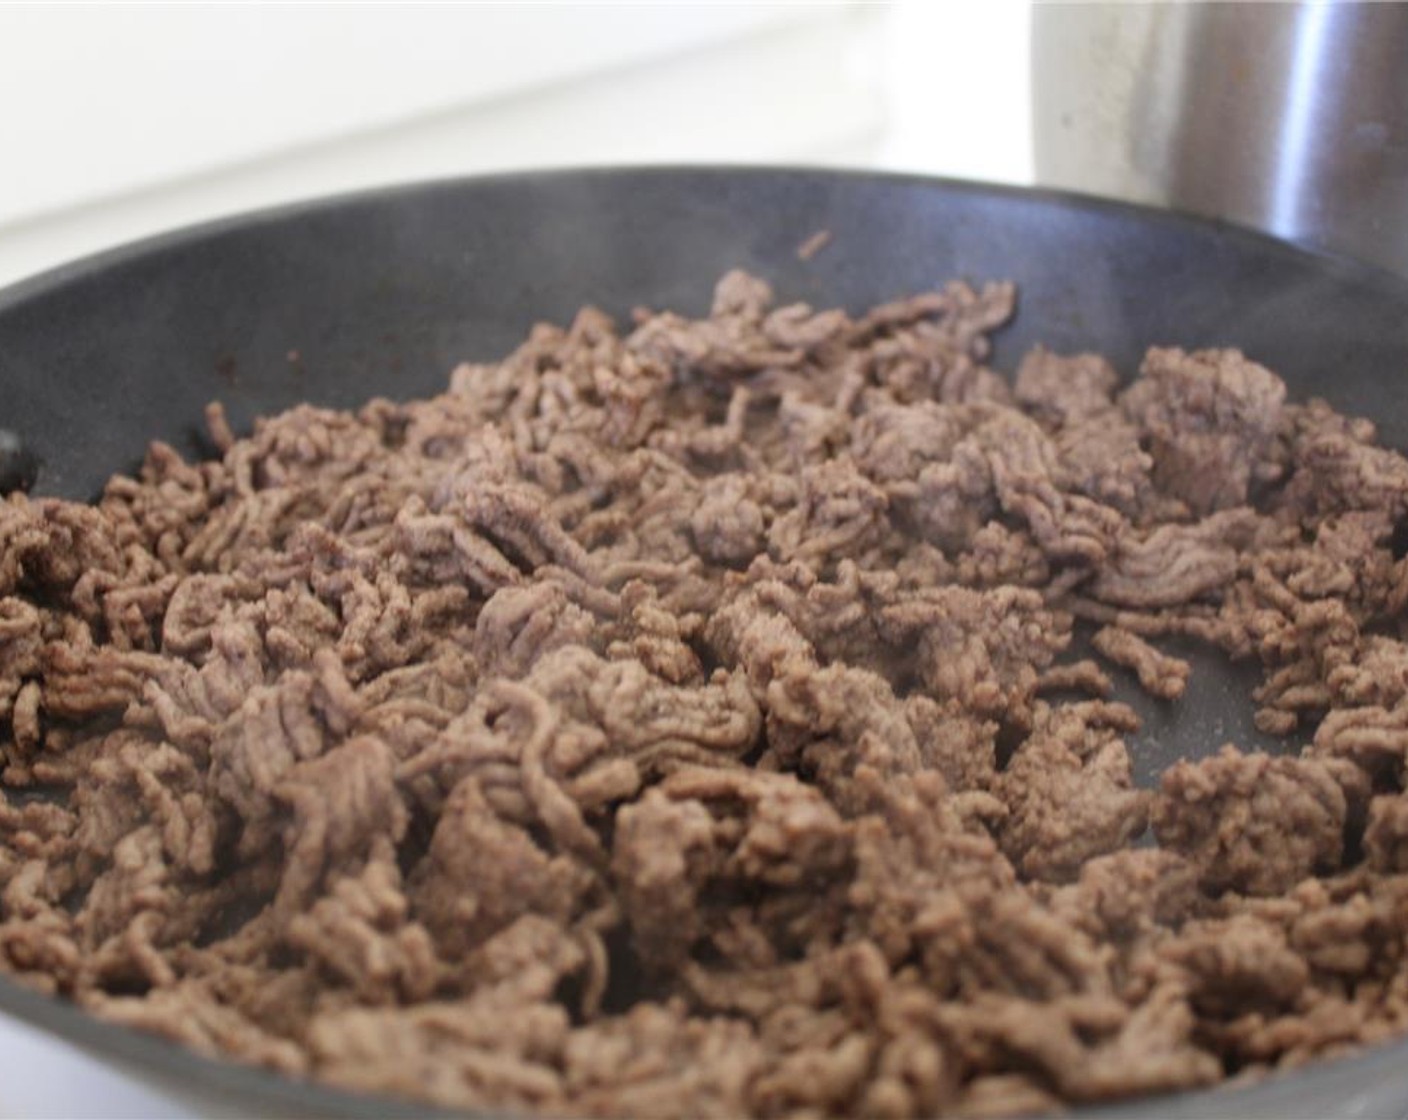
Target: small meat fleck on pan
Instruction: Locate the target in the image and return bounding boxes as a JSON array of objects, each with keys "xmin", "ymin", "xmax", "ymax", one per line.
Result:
[{"xmin": 795, "ymin": 228, "xmax": 833, "ymax": 261}]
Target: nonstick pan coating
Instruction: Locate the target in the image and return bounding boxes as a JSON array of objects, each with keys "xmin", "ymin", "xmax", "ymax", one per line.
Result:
[{"xmin": 3, "ymin": 167, "xmax": 1408, "ymax": 1118}]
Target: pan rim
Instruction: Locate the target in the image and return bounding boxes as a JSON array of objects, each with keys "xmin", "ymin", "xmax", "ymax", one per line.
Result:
[
  {"xmin": 3, "ymin": 162, "xmax": 1408, "ymax": 311},
  {"xmin": 1, "ymin": 163, "xmax": 1406, "ymax": 1119}
]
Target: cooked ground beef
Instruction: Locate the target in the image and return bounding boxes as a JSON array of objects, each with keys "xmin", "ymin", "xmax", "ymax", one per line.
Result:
[{"xmin": 3, "ymin": 271, "xmax": 1408, "ymax": 1116}]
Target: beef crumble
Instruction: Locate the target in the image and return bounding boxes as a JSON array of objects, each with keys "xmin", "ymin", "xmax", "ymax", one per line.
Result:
[{"xmin": 3, "ymin": 271, "xmax": 1408, "ymax": 1116}]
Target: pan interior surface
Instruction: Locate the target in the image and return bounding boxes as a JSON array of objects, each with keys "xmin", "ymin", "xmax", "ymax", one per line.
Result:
[{"xmin": 2, "ymin": 167, "xmax": 1408, "ymax": 1119}]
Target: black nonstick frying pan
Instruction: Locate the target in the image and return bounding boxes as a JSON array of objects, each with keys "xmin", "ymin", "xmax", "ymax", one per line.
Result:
[{"xmin": 3, "ymin": 167, "xmax": 1408, "ymax": 1119}]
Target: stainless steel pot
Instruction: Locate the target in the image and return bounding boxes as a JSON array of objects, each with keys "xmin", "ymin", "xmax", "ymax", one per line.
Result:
[{"xmin": 1033, "ymin": 3, "xmax": 1408, "ymax": 275}]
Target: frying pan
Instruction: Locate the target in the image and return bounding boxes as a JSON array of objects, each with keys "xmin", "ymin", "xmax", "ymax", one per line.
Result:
[{"xmin": 3, "ymin": 167, "xmax": 1408, "ymax": 1119}]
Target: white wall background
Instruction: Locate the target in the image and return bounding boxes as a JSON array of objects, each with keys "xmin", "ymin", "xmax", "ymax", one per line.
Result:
[{"xmin": 0, "ymin": 2, "xmax": 1033, "ymax": 290}]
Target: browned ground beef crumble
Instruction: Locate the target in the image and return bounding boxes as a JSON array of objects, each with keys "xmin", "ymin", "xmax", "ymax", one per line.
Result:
[{"xmin": 4, "ymin": 271, "xmax": 1408, "ymax": 1116}]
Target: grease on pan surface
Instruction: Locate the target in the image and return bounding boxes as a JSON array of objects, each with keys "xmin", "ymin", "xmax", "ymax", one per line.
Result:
[{"xmin": 3, "ymin": 271, "xmax": 1408, "ymax": 1117}]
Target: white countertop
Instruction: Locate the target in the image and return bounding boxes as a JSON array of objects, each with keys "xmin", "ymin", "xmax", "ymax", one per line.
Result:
[{"xmin": 0, "ymin": 2, "xmax": 1032, "ymax": 291}]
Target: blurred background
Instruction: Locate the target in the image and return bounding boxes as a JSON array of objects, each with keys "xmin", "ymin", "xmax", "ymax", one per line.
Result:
[
  {"xmin": 6, "ymin": 2, "xmax": 1408, "ymax": 287},
  {"xmin": 0, "ymin": 3, "xmax": 1033, "ymax": 290}
]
